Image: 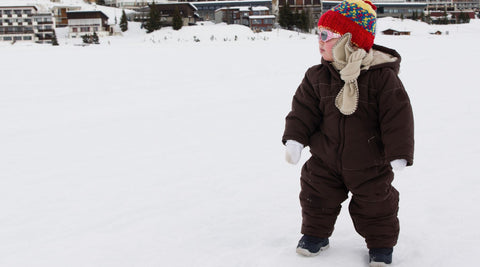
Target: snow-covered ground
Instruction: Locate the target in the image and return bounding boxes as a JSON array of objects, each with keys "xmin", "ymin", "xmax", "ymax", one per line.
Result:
[{"xmin": 1, "ymin": 1, "xmax": 480, "ymax": 266}]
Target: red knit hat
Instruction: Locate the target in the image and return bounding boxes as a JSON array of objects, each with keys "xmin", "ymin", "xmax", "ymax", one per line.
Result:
[{"xmin": 318, "ymin": 0, "xmax": 377, "ymax": 51}]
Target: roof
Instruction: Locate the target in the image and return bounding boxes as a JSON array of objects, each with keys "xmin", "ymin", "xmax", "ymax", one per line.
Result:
[
  {"xmin": 249, "ymin": 15, "xmax": 275, "ymax": 19},
  {"xmin": 136, "ymin": 2, "xmax": 198, "ymax": 11},
  {"xmin": 215, "ymin": 6, "xmax": 270, "ymax": 12},
  {"xmin": 0, "ymin": 6, "xmax": 38, "ymax": 10},
  {"xmin": 193, "ymin": 0, "xmax": 271, "ymax": 6},
  {"xmin": 66, "ymin": 10, "xmax": 109, "ymax": 20}
]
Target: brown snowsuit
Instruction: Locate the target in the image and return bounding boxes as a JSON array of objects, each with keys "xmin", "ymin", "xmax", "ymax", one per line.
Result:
[{"xmin": 282, "ymin": 44, "xmax": 414, "ymax": 249}]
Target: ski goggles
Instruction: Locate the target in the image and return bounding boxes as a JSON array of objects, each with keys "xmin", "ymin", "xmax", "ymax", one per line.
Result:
[{"xmin": 318, "ymin": 29, "xmax": 341, "ymax": 42}]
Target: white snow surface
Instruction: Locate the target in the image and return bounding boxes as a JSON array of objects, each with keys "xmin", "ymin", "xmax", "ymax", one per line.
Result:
[{"xmin": 1, "ymin": 2, "xmax": 480, "ymax": 266}]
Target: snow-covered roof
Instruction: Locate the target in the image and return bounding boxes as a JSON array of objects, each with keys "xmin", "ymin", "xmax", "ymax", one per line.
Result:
[
  {"xmin": 249, "ymin": 15, "xmax": 275, "ymax": 19},
  {"xmin": 215, "ymin": 6, "xmax": 270, "ymax": 12},
  {"xmin": 192, "ymin": 0, "xmax": 271, "ymax": 5}
]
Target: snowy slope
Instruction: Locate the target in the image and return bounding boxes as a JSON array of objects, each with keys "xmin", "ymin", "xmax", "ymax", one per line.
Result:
[{"xmin": 1, "ymin": 1, "xmax": 480, "ymax": 266}]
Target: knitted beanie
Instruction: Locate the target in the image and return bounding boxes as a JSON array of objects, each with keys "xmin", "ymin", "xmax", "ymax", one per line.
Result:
[{"xmin": 318, "ymin": 0, "xmax": 377, "ymax": 51}]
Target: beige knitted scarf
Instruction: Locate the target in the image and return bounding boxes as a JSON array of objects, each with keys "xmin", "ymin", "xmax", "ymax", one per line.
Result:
[{"xmin": 331, "ymin": 33, "xmax": 397, "ymax": 115}]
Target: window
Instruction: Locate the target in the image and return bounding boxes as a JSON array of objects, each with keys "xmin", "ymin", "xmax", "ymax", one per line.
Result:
[
  {"xmin": 23, "ymin": 36, "xmax": 32, "ymax": 40},
  {"xmin": 73, "ymin": 27, "xmax": 78, "ymax": 32},
  {"xmin": 14, "ymin": 36, "xmax": 22, "ymax": 40},
  {"xmin": 14, "ymin": 10, "xmax": 22, "ymax": 16},
  {"xmin": 80, "ymin": 27, "xmax": 89, "ymax": 32},
  {"xmin": 3, "ymin": 36, "xmax": 12, "ymax": 41},
  {"xmin": 94, "ymin": 27, "xmax": 98, "ymax": 32}
]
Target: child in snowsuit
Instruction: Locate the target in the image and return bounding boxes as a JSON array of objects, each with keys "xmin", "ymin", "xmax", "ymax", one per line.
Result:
[{"xmin": 282, "ymin": 0, "xmax": 414, "ymax": 266}]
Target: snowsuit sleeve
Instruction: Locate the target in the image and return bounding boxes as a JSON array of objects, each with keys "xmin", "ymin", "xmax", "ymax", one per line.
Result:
[
  {"xmin": 377, "ymin": 69, "xmax": 414, "ymax": 166},
  {"xmin": 282, "ymin": 69, "xmax": 322, "ymax": 147}
]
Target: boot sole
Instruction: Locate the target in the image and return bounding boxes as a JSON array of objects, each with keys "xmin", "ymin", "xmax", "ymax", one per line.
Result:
[
  {"xmin": 296, "ymin": 244, "xmax": 329, "ymax": 257},
  {"xmin": 369, "ymin": 261, "xmax": 390, "ymax": 267}
]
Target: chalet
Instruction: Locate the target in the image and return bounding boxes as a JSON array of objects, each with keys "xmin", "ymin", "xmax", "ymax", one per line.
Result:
[
  {"xmin": 51, "ymin": 5, "xmax": 81, "ymax": 27},
  {"xmin": 104, "ymin": 0, "xmax": 151, "ymax": 9},
  {"xmin": 131, "ymin": 3, "xmax": 198, "ymax": 27},
  {"xmin": 0, "ymin": 6, "xmax": 55, "ymax": 43},
  {"xmin": 249, "ymin": 14, "xmax": 275, "ymax": 32},
  {"xmin": 214, "ymin": 6, "xmax": 274, "ymax": 31},
  {"xmin": 67, "ymin": 10, "xmax": 111, "ymax": 38},
  {"xmin": 190, "ymin": 0, "xmax": 272, "ymax": 21},
  {"xmin": 381, "ymin": 29, "xmax": 411, "ymax": 36}
]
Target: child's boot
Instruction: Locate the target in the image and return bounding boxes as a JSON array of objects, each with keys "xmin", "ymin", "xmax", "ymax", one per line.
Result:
[
  {"xmin": 369, "ymin": 248, "xmax": 393, "ymax": 266},
  {"xmin": 296, "ymin": 235, "xmax": 329, "ymax": 256}
]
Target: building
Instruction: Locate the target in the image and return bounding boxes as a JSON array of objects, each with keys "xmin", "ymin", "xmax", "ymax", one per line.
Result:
[
  {"xmin": 51, "ymin": 5, "xmax": 81, "ymax": 27},
  {"xmin": 249, "ymin": 14, "xmax": 276, "ymax": 31},
  {"xmin": 131, "ymin": 3, "xmax": 198, "ymax": 26},
  {"xmin": 0, "ymin": 6, "xmax": 55, "ymax": 43},
  {"xmin": 214, "ymin": 6, "xmax": 275, "ymax": 31},
  {"xmin": 67, "ymin": 10, "xmax": 111, "ymax": 38},
  {"xmin": 34, "ymin": 12, "xmax": 56, "ymax": 43},
  {"xmin": 188, "ymin": 0, "xmax": 272, "ymax": 21},
  {"xmin": 104, "ymin": 0, "xmax": 152, "ymax": 9},
  {"xmin": 381, "ymin": 28, "xmax": 411, "ymax": 35},
  {"xmin": 452, "ymin": 0, "xmax": 479, "ymax": 10},
  {"xmin": 373, "ymin": 2, "xmax": 427, "ymax": 18}
]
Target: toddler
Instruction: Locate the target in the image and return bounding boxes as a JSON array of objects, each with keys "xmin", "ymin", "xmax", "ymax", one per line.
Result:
[{"xmin": 282, "ymin": 0, "xmax": 414, "ymax": 266}]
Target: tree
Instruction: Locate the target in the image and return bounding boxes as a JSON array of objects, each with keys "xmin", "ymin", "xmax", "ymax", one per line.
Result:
[
  {"xmin": 298, "ymin": 9, "xmax": 310, "ymax": 32},
  {"xmin": 279, "ymin": 3, "xmax": 293, "ymax": 29},
  {"xmin": 425, "ymin": 14, "xmax": 432, "ymax": 24},
  {"xmin": 144, "ymin": 2, "xmax": 161, "ymax": 33},
  {"xmin": 92, "ymin": 32, "xmax": 99, "ymax": 44},
  {"xmin": 458, "ymin": 12, "xmax": 470, "ymax": 24},
  {"xmin": 51, "ymin": 29, "xmax": 59, "ymax": 46},
  {"xmin": 120, "ymin": 10, "xmax": 128, "ymax": 32},
  {"xmin": 82, "ymin": 32, "xmax": 100, "ymax": 44},
  {"xmin": 172, "ymin": 7, "xmax": 183, "ymax": 30},
  {"xmin": 436, "ymin": 10, "xmax": 449, "ymax": 25},
  {"xmin": 411, "ymin": 11, "xmax": 418, "ymax": 21},
  {"xmin": 82, "ymin": 34, "xmax": 90, "ymax": 44}
]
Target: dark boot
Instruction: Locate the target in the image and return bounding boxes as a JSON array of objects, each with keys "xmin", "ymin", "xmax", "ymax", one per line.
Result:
[
  {"xmin": 369, "ymin": 248, "xmax": 393, "ymax": 266},
  {"xmin": 296, "ymin": 235, "xmax": 329, "ymax": 256}
]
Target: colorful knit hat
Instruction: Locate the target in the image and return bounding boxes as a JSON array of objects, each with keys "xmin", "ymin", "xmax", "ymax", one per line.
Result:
[{"xmin": 317, "ymin": 0, "xmax": 377, "ymax": 51}]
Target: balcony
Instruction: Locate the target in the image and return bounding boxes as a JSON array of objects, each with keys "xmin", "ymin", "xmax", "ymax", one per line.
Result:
[
  {"xmin": 37, "ymin": 21, "xmax": 53, "ymax": 25},
  {"xmin": 0, "ymin": 30, "xmax": 34, "ymax": 34}
]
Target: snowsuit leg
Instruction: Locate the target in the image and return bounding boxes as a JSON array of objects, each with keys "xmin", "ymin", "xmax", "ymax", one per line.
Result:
[
  {"xmin": 299, "ymin": 156, "xmax": 400, "ymax": 248},
  {"xmin": 299, "ymin": 156, "xmax": 348, "ymax": 238},
  {"xmin": 343, "ymin": 165, "xmax": 400, "ymax": 249}
]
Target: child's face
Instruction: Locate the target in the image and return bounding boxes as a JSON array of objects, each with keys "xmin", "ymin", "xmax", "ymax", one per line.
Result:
[{"xmin": 318, "ymin": 29, "xmax": 341, "ymax": 62}]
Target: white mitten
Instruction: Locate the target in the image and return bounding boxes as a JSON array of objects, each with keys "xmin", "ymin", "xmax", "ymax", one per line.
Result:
[
  {"xmin": 285, "ymin": 140, "xmax": 304, "ymax": 165},
  {"xmin": 390, "ymin": 159, "xmax": 407, "ymax": 171}
]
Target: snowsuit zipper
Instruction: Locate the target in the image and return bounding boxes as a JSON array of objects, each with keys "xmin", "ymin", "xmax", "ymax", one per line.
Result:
[{"xmin": 337, "ymin": 115, "xmax": 346, "ymax": 171}]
